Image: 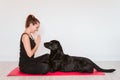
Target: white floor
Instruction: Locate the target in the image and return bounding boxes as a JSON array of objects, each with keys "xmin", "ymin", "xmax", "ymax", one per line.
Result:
[{"xmin": 0, "ymin": 61, "xmax": 119, "ymax": 80}]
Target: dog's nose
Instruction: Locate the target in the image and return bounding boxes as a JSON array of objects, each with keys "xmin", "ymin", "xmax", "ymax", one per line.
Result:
[
  {"xmin": 44, "ymin": 43, "xmax": 47, "ymax": 47},
  {"xmin": 44, "ymin": 42, "xmax": 49, "ymax": 48}
]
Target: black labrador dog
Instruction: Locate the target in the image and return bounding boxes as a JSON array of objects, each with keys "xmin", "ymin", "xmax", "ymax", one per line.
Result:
[{"xmin": 44, "ymin": 40, "xmax": 116, "ymax": 73}]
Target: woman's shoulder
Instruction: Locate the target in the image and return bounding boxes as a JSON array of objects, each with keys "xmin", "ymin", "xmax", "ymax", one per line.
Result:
[
  {"xmin": 22, "ymin": 33, "xmax": 29, "ymax": 37},
  {"xmin": 21, "ymin": 33, "xmax": 30, "ymax": 41}
]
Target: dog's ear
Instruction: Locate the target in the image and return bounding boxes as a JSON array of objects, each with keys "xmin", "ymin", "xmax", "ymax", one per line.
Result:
[
  {"xmin": 52, "ymin": 40, "xmax": 64, "ymax": 54},
  {"xmin": 58, "ymin": 42, "xmax": 63, "ymax": 52}
]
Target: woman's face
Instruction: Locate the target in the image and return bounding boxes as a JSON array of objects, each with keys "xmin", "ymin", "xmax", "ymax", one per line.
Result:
[{"xmin": 30, "ymin": 22, "xmax": 40, "ymax": 33}]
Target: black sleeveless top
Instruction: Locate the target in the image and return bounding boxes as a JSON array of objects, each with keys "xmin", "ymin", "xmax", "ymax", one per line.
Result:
[{"xmin": 19, "ymin": 33, "xmax": 36, "ymax": 68}]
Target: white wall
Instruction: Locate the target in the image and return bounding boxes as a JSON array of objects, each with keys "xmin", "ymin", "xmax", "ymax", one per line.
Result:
[{"xmin": 0, "ymin": 0, "xmax": 120, "ymax": 61}]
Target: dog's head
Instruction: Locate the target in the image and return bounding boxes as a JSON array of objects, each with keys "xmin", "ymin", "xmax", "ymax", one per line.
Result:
[
  {"xmin": 44, "ymin": 40, "xmax": 62, "ymax": 51},
  {"xmin": 44, "ymin": 40, "xmax": 64, "ymax": 60}
]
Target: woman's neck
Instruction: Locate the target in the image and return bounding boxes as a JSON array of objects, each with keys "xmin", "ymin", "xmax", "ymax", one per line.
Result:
[
  {"xmin": 24, "ymin": 28, "xmax": 34, "ymax": 40},
  {"xmin": 24, "ymin": 28, "xmax": 31, "ymax": 35}
]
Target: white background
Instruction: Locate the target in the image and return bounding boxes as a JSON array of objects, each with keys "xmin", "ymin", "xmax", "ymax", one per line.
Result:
[{"xmin": 0, "ymin": 0, "xmax": 120, "ymax": 61}]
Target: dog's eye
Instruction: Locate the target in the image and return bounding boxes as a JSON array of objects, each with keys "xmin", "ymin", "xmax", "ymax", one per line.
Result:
[{"xmin": 53, "ymin": 44, "xmax": 58, "ymax": 48}]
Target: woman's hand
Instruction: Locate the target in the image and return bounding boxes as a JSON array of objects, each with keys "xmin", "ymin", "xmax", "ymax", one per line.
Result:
[{"xmin": 35, "ymin": 35, "xmax": 41, "ymax": 47}]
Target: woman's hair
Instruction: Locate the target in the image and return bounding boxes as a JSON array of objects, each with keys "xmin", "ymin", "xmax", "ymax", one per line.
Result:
[{"xmin": 25, "ymin": 14, "xmax": 40, "ymax": 28}]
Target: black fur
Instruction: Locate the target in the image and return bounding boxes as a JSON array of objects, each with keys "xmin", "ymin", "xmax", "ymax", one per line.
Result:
[{"xmin": 44, "ymin": 40, "xmax": 116, "ymax": 73}]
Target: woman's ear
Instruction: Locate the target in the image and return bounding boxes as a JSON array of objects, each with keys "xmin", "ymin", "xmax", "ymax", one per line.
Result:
[{"xmin": 29, "ymin": 23, "xmax": 33, "ymax": 27}]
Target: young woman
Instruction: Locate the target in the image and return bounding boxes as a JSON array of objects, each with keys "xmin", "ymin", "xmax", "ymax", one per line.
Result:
[{"xmin": 19, "ymin": 14, "xmax": 49, "ymax": 74}]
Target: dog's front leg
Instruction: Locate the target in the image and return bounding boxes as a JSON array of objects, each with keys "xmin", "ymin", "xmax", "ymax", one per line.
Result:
[{"xmin": 50, "ymin": 60, "xmax": 61, "ymax": 72}]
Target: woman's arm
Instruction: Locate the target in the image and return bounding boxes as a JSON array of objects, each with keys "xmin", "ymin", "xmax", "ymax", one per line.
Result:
[{"xmin": 22, "ymin": 34, "xmax": 40, "ymax": 57}]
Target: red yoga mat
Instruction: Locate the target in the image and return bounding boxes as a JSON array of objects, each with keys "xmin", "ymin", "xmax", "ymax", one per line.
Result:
[{"xmin": 7, "ymin": 67, "xmax": 105, "ymax": 76}]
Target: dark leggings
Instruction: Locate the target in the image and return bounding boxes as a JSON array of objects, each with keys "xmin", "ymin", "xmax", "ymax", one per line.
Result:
[
  {"xmin": 20, "ymin": 63, "xmax": 49, "ymax": 74},
  {"xmin": 20, "ymin": 54, "xmax": 50, "ymax": 74}
]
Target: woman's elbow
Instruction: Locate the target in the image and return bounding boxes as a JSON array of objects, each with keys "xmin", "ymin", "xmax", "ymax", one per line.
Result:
[{"xmin": 27, "ymin": 52, "xmax": 33, "ymax": 58}]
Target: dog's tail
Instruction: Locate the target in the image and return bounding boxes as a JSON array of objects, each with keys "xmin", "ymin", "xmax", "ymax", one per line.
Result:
[{"xmin": 93, "ymin": 62, "xmax": 116, "ymax": 73}]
